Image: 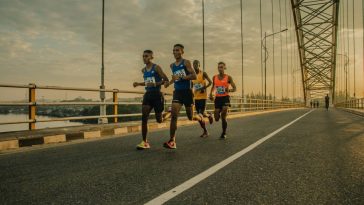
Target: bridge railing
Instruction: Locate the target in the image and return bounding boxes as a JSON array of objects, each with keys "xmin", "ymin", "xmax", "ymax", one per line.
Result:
[
  {"xmin": 0, "ymin": 83, "xmax": 304, "ymax": 131},
  {"xmin": 335, "ymin": 98, "xmax": 364, "ymax": 109}
]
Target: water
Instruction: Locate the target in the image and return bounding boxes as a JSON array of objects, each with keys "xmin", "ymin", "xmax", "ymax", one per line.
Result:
[{"xmin": 0, "ymin": 114, "xmax": 84, "ymax": 133}]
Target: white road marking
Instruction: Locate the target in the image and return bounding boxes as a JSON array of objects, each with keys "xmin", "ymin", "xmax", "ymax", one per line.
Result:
[{"xmin": 145, "ymin": 110, "xmax": 314, "ymax": 205}]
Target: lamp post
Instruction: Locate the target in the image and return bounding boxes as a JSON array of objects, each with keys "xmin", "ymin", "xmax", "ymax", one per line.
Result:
[
  {"xmin": 99, "ymin": 0, "xmax": 107, "ymax": 124},
  {"xmin": 202, "ymin": 0, "xmax": 205, "ymax": 72},
  {"xmin": 262, "ymin": 28, "xmax": 288, "ymax": 100},
  {"xmin": 337, "ymin": 53, "xmax": 349, "ymax": 102}
]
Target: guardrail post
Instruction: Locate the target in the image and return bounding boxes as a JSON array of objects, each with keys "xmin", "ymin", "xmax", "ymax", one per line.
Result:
[
  {"xmin": 248, "ymin": 98, "xmax": 251, "ymax": 111},
  {"xmin": 239, "ymin": 98, "xmax": 242, "ymax": 112},
  {"xmin": 113, "ymin": 89, "xmax": 118, "ymax": 123},
  {"xmin": 28, "ymin": 83, "xmax": 36, "ymax": 130}
]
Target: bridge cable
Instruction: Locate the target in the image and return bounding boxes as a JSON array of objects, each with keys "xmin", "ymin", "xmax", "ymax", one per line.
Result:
[
  {"xmin": 289, "ymin": 0, "xmax": 294, "ymax": 100},
  {"xmin": 352, "ymin": 0, "xmax": 356, "ymax": 98},
  {"xmin": 260, "ymin": 0, "xmax": 264, "ymax": 98},
  {"xmin": 279, "ymin": 0, "xmax": 283, "ymax": 99},
  {"xmin": 271, "ymin": 0, "xmax": 276, "ymax": 100},
  {"xmin": 240, "ymin": 0, "xmax": 244, "ymax": 98},
  {"xmin": 346, "ymin": 0, "xmax": 350, "ymax": 98},
  {"xmin": 285, "ymin": 0, "xmax": 289, "ymax": 99}
]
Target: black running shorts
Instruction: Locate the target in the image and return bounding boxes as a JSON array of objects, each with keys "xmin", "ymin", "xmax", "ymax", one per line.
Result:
[
  {"xmin": 214, "ymin": 96, "xmax": 231, "ymax": 110},
  {"xmin": 142, "ymin": 91, "xmax": 164, "ymax": 113},
  {"xmin": 172, "ymin": 89, "xmax": 194, "ymax": 107},
  {"xmin": 194, "ymin": 99, "xmax": 206, "ymax": 114}
]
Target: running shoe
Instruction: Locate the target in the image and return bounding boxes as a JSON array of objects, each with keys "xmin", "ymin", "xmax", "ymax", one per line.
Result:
[
  {"xmin": 136, "ymin": 140, "xmax": 150, "ymax": 150},
  {"xmin": 220, "ymin": 133, "xmax": 227, "ymax": 140},
  {"xmin": 163, "ymin": 140, "xmax": 177, "ymax": 149},
  {"xmin": 200, "ymin": 132, "xmax": 209, "ymax": 138}
]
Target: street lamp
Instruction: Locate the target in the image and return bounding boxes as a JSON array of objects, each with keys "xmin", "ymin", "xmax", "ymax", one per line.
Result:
[
  {"xmin": 99, "ymin": 0, "xmax": 107, "ymax": 124},
  {"xmin": 262, "ymin": 28, "xmax": 287, "ymax": 100},
  {"xmin": 337, "ymin": 53, "xmax": 349, "ymax": 102}
]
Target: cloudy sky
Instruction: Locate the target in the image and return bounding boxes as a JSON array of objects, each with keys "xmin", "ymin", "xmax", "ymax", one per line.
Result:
[{"xmin": 0, "ymin": 0, "xmax": 363, "ymax": 101}]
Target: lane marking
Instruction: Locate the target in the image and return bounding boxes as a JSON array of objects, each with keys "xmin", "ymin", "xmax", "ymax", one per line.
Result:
[{"xmin": 145, "ymin": 109, "xmax": 314, "ymax": 205}]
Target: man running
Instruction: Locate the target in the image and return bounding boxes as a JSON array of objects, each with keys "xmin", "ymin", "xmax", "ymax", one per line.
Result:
[
  {"xmin": 192, "ymin": 60, "xmax": 213, "ymax": 138},
  {"xmin": 325, "ymin": 94, "xmax": 330, "ymax": 111},
  {"xmin": 209, "ymin": 62, "xmax": 236, "ymax": 139},
  {"xmin": 133, "ymin": 50, "xmax": 169, "ymax": 150},
  {"xmin": 163, "ymin": 44, "xmax": 200, "ymax": 149}
]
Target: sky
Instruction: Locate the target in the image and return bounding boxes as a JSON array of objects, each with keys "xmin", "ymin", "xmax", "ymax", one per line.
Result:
[{"xmin": 0, "ymin": 0, "xmax": 363, "ymax": 101}]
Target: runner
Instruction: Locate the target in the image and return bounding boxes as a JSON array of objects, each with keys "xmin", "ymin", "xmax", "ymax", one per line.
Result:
[
  {"xmin": 163, "ymin": 44, "xmax": 199, "ymax": 149},
  {"xmin": 209, "ymin": 62, "xmax": 236, "ymax": 139},
  {"xmin": 192, "ymin": 60, "xmax": 213, "ymax": 138},
  {"xmin": 325, "ymin": 94, "xmax": 330, "ymax": 111},
  {"xmin": 133, "ymin": 50, "xmax": 170, "ymax": 150}
]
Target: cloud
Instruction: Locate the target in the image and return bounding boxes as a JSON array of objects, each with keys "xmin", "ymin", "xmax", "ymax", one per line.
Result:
[{"xmin": 0, "ymin": 0, "xmax": 363, "ymax": 101}]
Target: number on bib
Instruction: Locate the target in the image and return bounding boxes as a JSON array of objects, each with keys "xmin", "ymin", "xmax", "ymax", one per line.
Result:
[
  {"xmin": 144, "ymin": 77, "xmax": 155, "ymax": 84},
  {"xmin": 216, "ymin": 86, "xmax": 226, "ymax": 95},
  {"xmin": 174, "ymin": 69, "xmax": 186, "ymax": 81},
  {"xmin": 194, "ymin": 83, "xmax": 203, "ymax": 91}
]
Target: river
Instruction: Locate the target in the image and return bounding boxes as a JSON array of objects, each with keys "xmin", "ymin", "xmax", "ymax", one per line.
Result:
[{"xmin": 0, "ymin": 114, "xmax": 84, "ymax": 133}]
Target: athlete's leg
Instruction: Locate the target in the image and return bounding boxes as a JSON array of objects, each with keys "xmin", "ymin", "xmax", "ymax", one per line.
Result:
[
  {"xmin": 155, "ymin": 112, "xmax": 163, "ymax": 123},
  {"xmin": 214, "ymin": 108, "xmax": 221, "ymax": 122},
  {"xmin": 220, "ymin": 106, "xmax": 229, "ymax": 135},
  {"xmin": 198, "ymin": 100, "xmax": 213, "ymax": 124},
  {"xmin": 169, "ymin": 102, "xmax": 182, "ymax": 142},
  {"xmin": 141, "ymin": 105, "xmax": 153, "ymax": 142},
  {"xmin": 190, "ymin": 106, "xmax": 208, "ymax": 136},
  {"xmin": 154, "ymin": 93, "xmax": 165, "ymax": 123}
]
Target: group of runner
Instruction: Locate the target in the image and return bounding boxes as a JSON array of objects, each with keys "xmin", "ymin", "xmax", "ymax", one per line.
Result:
[{"xmin": 133, "ymin": 44, "xmax": 236, "ymax": 150}]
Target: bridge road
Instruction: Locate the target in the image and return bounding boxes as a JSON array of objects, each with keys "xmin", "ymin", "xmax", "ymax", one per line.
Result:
[{"xmin": 0, "ymin": 109, "xmax": 363, "ymax": 204}]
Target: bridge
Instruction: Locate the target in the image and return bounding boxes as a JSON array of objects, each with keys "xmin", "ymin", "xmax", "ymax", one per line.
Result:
[{"xmin": 0, "ymin": 0, "xmax": 363, "ymax": 204}]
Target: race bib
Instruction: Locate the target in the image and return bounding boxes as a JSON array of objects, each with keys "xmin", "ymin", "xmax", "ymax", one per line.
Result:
[
  {"xmin": 173, "ymin": 69, "xmax": 186, "ymax": 81},
  {"xmin": 194, "ymin": 83, "xmax": 203, "ymax": 91},
  {"xmin": 216, "ymin": 86, "xmax": 226, "ymax": 95},
  {"xmin": 144, "ymin": 77, "xmax": 155, "ymax": 84}
]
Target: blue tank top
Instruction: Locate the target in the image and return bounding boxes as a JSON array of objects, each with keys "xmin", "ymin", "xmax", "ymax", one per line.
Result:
[
  {"xmin": 172, "ymin": 60, "xmax": 191, "ymax": 90},
  {"xmin": 143, "ymin": 64, "xmax": 162, "ymax": 92}
]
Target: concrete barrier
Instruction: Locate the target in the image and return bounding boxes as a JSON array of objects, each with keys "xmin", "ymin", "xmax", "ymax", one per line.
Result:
[
  {"xmin": 0, "ymin": 140, "xmax": 19, "ymax": 150},
  {"xmin": 83, "ymin": 131, "xmax": 101, "ymax": 139},
  {"xmin": 0, "ymin": 108, "xmax": 304, "ymax": 152},
  {"xmin": 44, "ymin": 134, "xmax": 66, "ymax": 144}
]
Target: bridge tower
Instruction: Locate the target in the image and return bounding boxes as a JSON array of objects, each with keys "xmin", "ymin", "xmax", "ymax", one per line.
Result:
[{"xmin": 290, "ymin": 0, "xmax": 340, "ymax": 106}]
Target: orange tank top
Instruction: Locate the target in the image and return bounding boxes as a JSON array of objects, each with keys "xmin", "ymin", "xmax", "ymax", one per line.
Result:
[
  {"xmin": 213, "ymin": 74, "xmax": 229, "ymax": 97},
  {"xmin": 193, "ymin": 71, "xmax": 207, "ymax": 100}
]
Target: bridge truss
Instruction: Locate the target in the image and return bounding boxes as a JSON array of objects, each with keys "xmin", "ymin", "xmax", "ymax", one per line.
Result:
[{"xmin": 291, "ymin": 0, "xmax": 340, "ymax": 104}]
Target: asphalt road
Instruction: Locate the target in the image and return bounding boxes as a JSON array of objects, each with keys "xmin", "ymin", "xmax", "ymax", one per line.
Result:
[{"xmin": 0, "ymin": 109, "xmax": 363, "ymax": 204}]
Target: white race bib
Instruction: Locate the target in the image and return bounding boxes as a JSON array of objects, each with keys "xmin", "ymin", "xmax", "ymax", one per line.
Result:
[
  {"xmin": 144, "ymin": 77, "xmax": 155, "ymax": 84},
  {"xmin": 216, "ymin": 86, "xmax": 226, "ymax": 95},
  {"xmin": 194, "ymin": 83, "xmax": 203, "ymax": 90},
  {"xmin": 173, "ymin": 69, "xmax": 186, "ymax": 81}
]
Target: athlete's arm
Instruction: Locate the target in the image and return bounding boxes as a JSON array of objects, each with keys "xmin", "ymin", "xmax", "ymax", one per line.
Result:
[
  {"xmin": 155, "ymin": 65, "xmax": 169, "ymax": 87},
  {"xmin": 133, "ymin": 68, "xmax": 146, "ymax": 87},
  {"xmin": 209, "ymin": 76, "xmax": 215, "ymax": 100},
  {"xmin": 168, "ymin": 63, "xmax": 176, "ymax": 85},
  {"xmin": 228, "ymin": 75, "xmax": 237, "ymax": 92},
  {"xmin": 133, "ymin": 82, "xmax": 145, "ymax": 87},
  {"xmin": 181, "ymin": 60, "xmax": 197, "ymax": 80},
  {"xmin": 203, "ymin": 71, "xmax": 212, "ymax": 89}
]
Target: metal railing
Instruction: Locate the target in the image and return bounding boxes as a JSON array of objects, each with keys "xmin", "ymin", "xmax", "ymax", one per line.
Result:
[
  {"xmin": 335, "ymin": 98, "xmax": 364, "ymax": 109},
  {"xmin": 0, "ymin": 83, "xmax": 305, "ymax": 131}
]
